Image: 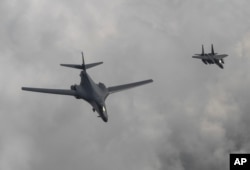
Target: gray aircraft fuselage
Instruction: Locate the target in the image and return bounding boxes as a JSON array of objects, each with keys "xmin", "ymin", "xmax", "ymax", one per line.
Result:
[
  {"xmin": 76, "ymin": 71, "xmax": 109, "ymax": 122},
  {"xmin": 201, "ymin": 53, "xmax": 226, "ymax": 69},
  {"xmin": 192, "ymin": 44, "xmax": 228, "ymax": 69},
  {"xmin": 22, "ymin": 53, "xmax": 153, "ymax": 122}
]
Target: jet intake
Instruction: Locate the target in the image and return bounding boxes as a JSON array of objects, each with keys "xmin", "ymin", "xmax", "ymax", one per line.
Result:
[
  {"xmin": 70, "ymin": 85, "xmax": 80, "ymax": 99},
  {"xmin": 202, "ymin": 59, "xmax": 207, "ymax": 64}
]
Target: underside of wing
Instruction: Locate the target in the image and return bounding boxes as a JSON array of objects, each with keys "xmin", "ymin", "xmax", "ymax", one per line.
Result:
[
  {"xmin": 108, "ymin": 79, "xmax": 153, "ymax": 94},
  {"xmin": 22, "ymin": 87, "xmax": 77, "ymax": 96}
]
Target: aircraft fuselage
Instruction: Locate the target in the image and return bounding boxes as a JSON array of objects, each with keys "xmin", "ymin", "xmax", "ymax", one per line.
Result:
[
  {"xmin": 192, "ymin": 44, "xmax": 228, "ymax": 69},
  {"xmin": 74, "ymin": 71, "xmax": 109, "ymax": 122},
  {"xmin": 201, "ymin": 54, "xmax": 224, "ymax": 69},
  {"xmin": 22, "ymin": 53, "xmax": 153, "ymax": 123}
]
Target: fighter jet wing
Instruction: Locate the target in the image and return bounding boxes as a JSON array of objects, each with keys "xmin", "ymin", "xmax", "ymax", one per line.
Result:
[
  {"xmin": 192, "ymin": 55, "xmax": 206, "ymax": 59},
  {"xmin": 22, "ymin": 87, "xmax": 77, "ymax": 96},
  {"xmin": 213, "ymin": 54, "xmax": 228, "ymax": 59},
  {"xmin": 108, "ymin": 79, "xmax": 153, "ymax": 94}
]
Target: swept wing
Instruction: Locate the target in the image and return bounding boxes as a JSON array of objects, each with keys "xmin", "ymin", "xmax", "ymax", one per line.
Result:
[
  {"xmin": 22, "ymin": 87, "xmax": 77, "ymax": 96},
  {"xmin": 108, "ymin": 79, "xmax": 153, "ymax": 94},
  {"xmin": 213, "ymin": 54, "xmax": 228, "ymax": 59},
  {"xmin": 61, "ymin": 52, "xmax": 103, "ymax": 70}
]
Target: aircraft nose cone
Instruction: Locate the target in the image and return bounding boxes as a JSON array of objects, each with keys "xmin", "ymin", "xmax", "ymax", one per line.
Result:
[{"xmin": 102, "ymin": 116, "xmax": 108, "ymax": 122}]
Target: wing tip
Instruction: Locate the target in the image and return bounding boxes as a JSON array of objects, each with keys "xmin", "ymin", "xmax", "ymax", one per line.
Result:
[
  {"xmin": 142, "ymin": 79, "xmax": 153, "ymax": 84},
  {"xmin": 22, "ymin": 87, "xmax": 27, "ymax": 90},
  {"xmin": 148, "ymin": 79, "xmax": 153, "ymax": 83}
]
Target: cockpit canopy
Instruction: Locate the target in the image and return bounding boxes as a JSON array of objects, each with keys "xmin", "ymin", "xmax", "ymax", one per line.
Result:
[
  {"xmin": 97, "ymin": 104, "xmax": 108, "ymax": 122},
  {"xmin": 98, "ymin": 104, "xmax": 106, "ymax": 113}
]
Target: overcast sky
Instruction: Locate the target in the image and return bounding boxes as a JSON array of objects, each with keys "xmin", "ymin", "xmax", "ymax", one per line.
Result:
[{"xmin": 1, "ymin": 0, "xmax": 250, "ymax": 170}]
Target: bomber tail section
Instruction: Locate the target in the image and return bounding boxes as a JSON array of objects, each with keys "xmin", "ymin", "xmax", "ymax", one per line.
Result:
[
  {"xmin": 60, "ymin": 52, "xmax": 103, "ymax": 70},
  {"xmin": 81, "ymin": 52, "xmax": 86, "ymax": 71},
  {"xmin": 60, "ymin": 62, "xmax": 103, "ymax": 70}
]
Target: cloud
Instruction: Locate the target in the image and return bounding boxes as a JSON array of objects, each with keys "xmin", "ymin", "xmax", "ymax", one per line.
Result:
[{"xmin": 1, "ymin": 0, "xmax": 250, "ymax": 170}]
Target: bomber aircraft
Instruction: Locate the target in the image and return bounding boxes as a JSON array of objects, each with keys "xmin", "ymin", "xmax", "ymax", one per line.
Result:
[
  {"xmin": 192, "ymin": 44, "xmax": 228, "ymax": 69},
  {"xmin": 22, "ymin": 52, "xmax": 153, "ymax": 122}
]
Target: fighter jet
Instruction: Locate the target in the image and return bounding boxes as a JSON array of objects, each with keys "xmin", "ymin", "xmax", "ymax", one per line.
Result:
[
  {"xmin": 22, "ymin": 52, "xmax": 153, "ymax": 122},
  {"xmin": 192, "ymin": 44, "xmax": 228, "ymax": 69}
]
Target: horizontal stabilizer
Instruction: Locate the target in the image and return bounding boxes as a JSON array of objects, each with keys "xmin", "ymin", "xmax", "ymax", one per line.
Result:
[
  {"xmin": 22, "ymin": 87, "xmax": 77, "ymax": 96},
  {"xmin": 60, "ymin": 62, "xmax": 103, "ymax": 70},
  {"xmin": 85, "ymin": 62, "xmax": 103, "ymax": 69},
  {"xmin": 108, "ymin": 79, "xmax": 153, "ymax": 94},
  {"xmin": 60, "ymin": 64, "xmax": 82, "ymax": 69}
]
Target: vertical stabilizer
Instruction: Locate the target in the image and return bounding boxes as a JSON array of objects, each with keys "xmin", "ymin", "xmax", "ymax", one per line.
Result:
[
  {"xmin": 81, "ymin": 52, "xmax": 86, "ymax": 71},
  {"xmin": 202, "ymin": 44, "xmax": 204, "ymax": 56},
  {"xmin": 211, "ymin": 44, "xmax": 215, "ymax": 55}
]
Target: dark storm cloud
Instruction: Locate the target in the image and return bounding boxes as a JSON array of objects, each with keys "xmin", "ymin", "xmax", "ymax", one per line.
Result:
[{"xmin": 1, "ymin": 0, "xmax": 250, "ymax": 170}]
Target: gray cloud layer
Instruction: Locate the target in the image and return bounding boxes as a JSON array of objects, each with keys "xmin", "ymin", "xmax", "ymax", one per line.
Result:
[{"xmin": 1, "ymin": 0, "xmax": 250, "ymax": 169}]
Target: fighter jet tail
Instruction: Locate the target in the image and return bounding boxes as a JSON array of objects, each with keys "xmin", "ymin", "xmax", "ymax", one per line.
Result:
[
  {"xmin": 194, "ymin": 44, "xmax": 204, "ymax": 56},
  {"xmin": 211, "ymin": 44, "xmax": 214, "ymax": 55},
  {"xmin": 61, "ymin": 52, "xmax": 103, "ymax": 70},
  {"xmin": 211, "ymin": 44, "xmax": 218, "ymax": 55},
  {"xmin": 202, "ymin": 44, "xmax": 204, "ymax": 56}
]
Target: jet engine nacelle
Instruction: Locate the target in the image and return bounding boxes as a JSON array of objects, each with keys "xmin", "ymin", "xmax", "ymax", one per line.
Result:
[
  {"xmin": 71, "ymin": 84, "xmax": 77, "ymax": 90},
  {"xmin": 70, "ymin": 85, "xmax": 80, "ymax": 99},
  {"xmin": 98, "ymin": 82, "xmax": 106, "ymax": 90},
  {"xmin": 202, "ymin": 59, "xmax": 207, "ymax": 64}
]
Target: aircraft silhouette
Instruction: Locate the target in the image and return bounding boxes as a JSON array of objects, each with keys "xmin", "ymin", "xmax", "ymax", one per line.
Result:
[
  {"xmin": 22, "ymin": 52, "xmax": 153, "ymax": 122},
  {"xmin": 192, "ymin": 44, "xmax": 228, "ymax": 69}
]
